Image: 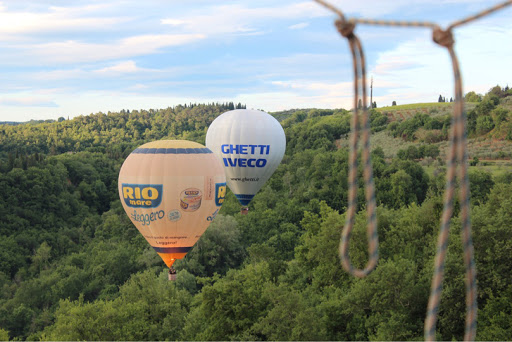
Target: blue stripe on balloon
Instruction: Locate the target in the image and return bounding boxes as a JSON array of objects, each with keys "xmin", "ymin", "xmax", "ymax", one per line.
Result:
[
  {"xmin": 152, "ymin": 246, "xmax": 193, "ymax": 253},
  {"xmin": 235, "ymin": 194, "xmax": 254, "ymax": 206},
  {"xmin": 132, "ymin": 148, "xmax": 212, "ymax": 154}
]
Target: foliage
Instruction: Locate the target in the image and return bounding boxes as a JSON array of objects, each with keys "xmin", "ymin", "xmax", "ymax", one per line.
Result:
[
  {"xmin": 174, "ymin": 215, "xmax": 246, "ymax": 277},
  {"xmin": 397, "ymin": 144, "xmax": 440, "ymax": 160},
  {"xmin": 0, "ymin": 103, "xmax": 237, "ymax": 161},
  {"xmin": 41, "ymin": 270, "xmax": 192, "ymax": 341},
  {"xmin": 466, "ymin": 89, "xmax": 512, "ymax": 139},
  {"xmin": 376, "ymin": 102, "xmax": 453, "ymax": 112},
  {"xmin": 465, "ymin": 91, "xmax": 482, "ymax": 103},
  {"xmin": 1, "ymin": 96, "xmax": 512, "ymax": 341},
  {"xmin": 370, "ymin": 109, "xmax": 389, "ymax": 132},
  {"xmin": 388, "ymin": 112, "xmax": 450, "ymax": 142}
]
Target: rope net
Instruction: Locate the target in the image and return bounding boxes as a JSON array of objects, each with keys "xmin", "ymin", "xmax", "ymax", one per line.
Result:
[{"xmin": 313, "ymin": 1, "xmax": 512, "ymax": 340}]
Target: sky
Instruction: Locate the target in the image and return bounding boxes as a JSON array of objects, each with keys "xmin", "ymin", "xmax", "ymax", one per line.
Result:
[{"xmin": 0, "ymin": 0, "xmax": 511, "ymax": 122}]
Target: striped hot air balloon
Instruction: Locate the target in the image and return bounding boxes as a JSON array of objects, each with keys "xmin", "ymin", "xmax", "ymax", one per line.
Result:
[{"xmin": 118, "ymin": 140, "xmax": 226, "ymax": 276}]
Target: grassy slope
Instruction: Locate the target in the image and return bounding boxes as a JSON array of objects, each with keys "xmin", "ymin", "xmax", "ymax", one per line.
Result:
[
  {"xmin": 274, "ymin": 102, "xmax": 512, "ymax": 165},
  {"xmin": 340, "ymin": 102, "xmax": 456, "ymax": 158},
  {"xmin": 467, "ymin": 97, "xmax": 512, "ymax": 161},
  {"xmin": 376, "ymin": 102, "xmax": 477, "ymax": 121},
  {"xmin": 338, "ymin": 102, "xmax": 512, "ymax": 178},
  {"xmin": 382, "ymin": 102, "xmax": 512, "ymax": 159}
]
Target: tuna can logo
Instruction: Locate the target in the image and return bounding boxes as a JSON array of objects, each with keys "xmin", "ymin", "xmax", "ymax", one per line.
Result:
[
  {"xmin": 122, "ymin": 184, "xmax": 163, "ymax": 208},
  {"xmin": 180, "ymin": 188, "xmax": 202, "ymax": 212}
]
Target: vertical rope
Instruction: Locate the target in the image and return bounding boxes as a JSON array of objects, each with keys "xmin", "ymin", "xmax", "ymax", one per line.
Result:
[
  {"xmin": 449, "ymin": 41, "xmax": 477, "ymax": 342},
  {"xmin": 335, "ymin": 19, "xmax": 379, "ymax": 278},
  {"xmin": 424, "ymin": 27, "xmax": 477, "ymax": 342}
]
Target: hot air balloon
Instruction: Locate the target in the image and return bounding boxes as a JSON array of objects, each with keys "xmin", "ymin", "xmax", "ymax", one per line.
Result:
[
  {"xmin": 118, "ymin": 140, "xmax": 226, "ymax": 279},
  {"xmin": 205, "ymin": 109, "xmax": 286, "ymax": 212}
]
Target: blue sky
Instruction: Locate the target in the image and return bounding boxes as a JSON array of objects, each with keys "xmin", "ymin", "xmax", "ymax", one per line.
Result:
[{"xmin": 0, "ymin": 0, "xmax": 511, "ymax": 122}]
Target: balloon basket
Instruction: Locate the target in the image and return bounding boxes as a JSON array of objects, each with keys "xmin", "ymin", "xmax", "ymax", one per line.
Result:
[
  {"xmin": 240, "ymin": 207, "xmax": 249, "ymax": 215},
  {"xmin": 168, "ymin": 267, "xmax": 177, "ymax": 281}
]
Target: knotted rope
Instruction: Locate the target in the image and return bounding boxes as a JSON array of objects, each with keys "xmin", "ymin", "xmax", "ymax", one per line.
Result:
[
  {"xmin": 314, "ymin": 0, "xmax": 512, "ymax": 340},
  {"xmin": 334, "ymin": 18, "xmax": 379, "ymax": 278},
  {"xmin": 426, "ymin": 25, "xmax": 476, "ymax": 342}
]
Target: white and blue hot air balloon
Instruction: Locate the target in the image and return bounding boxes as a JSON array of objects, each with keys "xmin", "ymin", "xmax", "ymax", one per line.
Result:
[{"xmin": 206, "ymin": 109, "xmax": 286, "ymax": 209}]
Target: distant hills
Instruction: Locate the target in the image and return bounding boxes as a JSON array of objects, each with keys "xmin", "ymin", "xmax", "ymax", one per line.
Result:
[
  {"xmin": 0, "ymin": 121, "xmax": 24, "ymax": 126},
  {"xmin": 0, "ymin": 119, "xmax": 56, "ymax": 126}
]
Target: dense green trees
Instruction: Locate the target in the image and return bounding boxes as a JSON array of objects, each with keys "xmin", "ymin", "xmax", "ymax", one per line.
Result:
[
  {"xmin": 388, "ymin": 112, "xmax": 450, "ymax": 142},
  {"xmin": 1, "ymin": 95, "xmax": 511, "ymax": 340},
  {"xmin": 0, "ymin": 103, "xmax": 238, "ymax": 161},
  {"xmin": 42, "ymin": 270, "xmax": 192, "ymax": 341},
  {"xmin": 466, "ymin": 88, "xmax": 512, "ymax": 139},
  {"xmin": 175, "ymin": 215, "xmax": 246, "ymax": 277},
  {"xmin": 397, "ymin": 145, "xmax": 440, "ymax": 160}
]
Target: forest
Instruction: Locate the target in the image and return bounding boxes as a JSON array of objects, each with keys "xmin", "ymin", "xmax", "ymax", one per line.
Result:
[{"xmin": 0, "ymin": 87, "xmax": 512, "ymax": 341}]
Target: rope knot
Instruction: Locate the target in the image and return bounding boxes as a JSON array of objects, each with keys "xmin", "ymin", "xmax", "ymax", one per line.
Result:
[
  {"xmin": 335, "ymin": 19, "xmax": 355, "ymax": 38},
  {"xmin": 433, "ymin": 27, "xmax": 454, "ymax": 48}
]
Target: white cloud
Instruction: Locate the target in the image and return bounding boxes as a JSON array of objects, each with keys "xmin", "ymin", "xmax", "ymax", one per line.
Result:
[
  {"xmin": 373, "ymin": 58, "xmax": 420, "ymax": 75},
  {"xmin": 0, "ymin": 3, "xmax": 127, "ymax": 39},
  {"xmin": 267, "ymin": 79, "xmax": 355, "ymax": 110},
  {"xmin": 9, "ymin": 33, "xmax": 206, "ymax": 64},
  {"xmin": 94, "ymin": 61, "xmax": 144, "ymax": 74},
  {"xmin": 129, "ymin": 84, "xmax": 150, "ymax": 90},
  {"xmin": 238, "ymin": 90, "xmax": 353, "ymax": 111},
  {"xmin": 272, "ymin": 79, "xmax": 352, "ymax": 95},
  {"xmin": 0, "ymin": 95, "xmax": 58, "ymax": 107},
  {"xmin": 454, "ymin": 22, "xmax": 512, "ymax": 94},
  {"xmin": 159, "ymin": 2, "xmax": 325, "ymax": 37},
  {"xmin": 161, "ymin": 18, "xmax": 187, "ymax": 26},
  {"xmin": 31, "ymin": 68, "xmax": 90, "ymax": 81},
  {"xmin": 314, "ymin": 0, "xmax": 486, "ymax": 19},
  {"xmin": 366, "ymin": 18, "xmax": 512, "ymax": 105},
  {"xmin": 289, "ymin": 22, "xmax": 309, "ymax": 30},
  {"xmin": 30, "ymin": 63, "xmax": 176, "ymax": 84}
]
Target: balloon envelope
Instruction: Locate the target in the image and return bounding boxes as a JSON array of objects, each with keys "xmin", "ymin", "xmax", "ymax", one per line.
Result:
[
  {"xmin": 206, "ymin": 109, "xmax": 286, "ymax": 206},
  {"xmin": 118, "ymin": 140, "xmax": 226, "ymax": 268}
]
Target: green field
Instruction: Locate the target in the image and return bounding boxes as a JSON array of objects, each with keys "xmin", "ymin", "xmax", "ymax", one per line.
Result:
[
  {"xmin": 423, "ymin": 160, "xmax": 512, "ymax": 180},
  {"xmin": 377, "ymin": 102, "xmax": 455, "ymax": 111},
  {"xmin": 376, "ymin": 102, "xmax": 478, "ymax": 122},
  {"xmin": 474, "ymin": 160, "xmax": 512, "ymax": 177}
]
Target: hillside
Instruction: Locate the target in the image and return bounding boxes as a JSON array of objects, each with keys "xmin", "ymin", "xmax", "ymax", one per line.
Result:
[
  {"xmin": 0, "ymin": 87, "xmax": 512, "ymax": 341},
  {"xmin": 0, "ymin": 122, "xmax": 23, "ymax": 126},
  {"xmin": 338, "ymin": 90, "xmax": 512, "ymax": 169}
]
